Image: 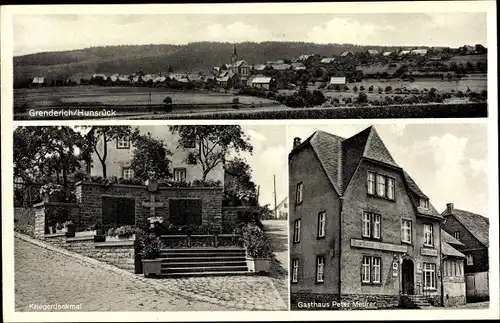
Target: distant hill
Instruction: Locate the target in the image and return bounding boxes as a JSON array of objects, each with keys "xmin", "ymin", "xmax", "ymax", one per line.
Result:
[{"xmin": 14, "ymin": 41, "xmax": 413, "ymax": 85}]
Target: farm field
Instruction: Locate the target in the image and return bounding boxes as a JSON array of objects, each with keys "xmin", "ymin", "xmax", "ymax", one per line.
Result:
[{"xmin": 14, "ymin": 86, "xmax": 278, "ymax": 108}]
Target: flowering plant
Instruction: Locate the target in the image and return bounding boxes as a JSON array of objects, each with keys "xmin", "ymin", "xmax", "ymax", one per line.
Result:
[
  {"xmin": 39, "ymin": 183, "xmax": 64, "ymax": 197},
  {"xmin": 236, "ymin": 190, "xmax": 257, "ymax": 201}
]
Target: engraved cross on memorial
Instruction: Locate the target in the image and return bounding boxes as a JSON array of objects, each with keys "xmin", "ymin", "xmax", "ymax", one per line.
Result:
[{"xmin": 142, "ymin": 194, "xmax": 164, "ymax": 218}]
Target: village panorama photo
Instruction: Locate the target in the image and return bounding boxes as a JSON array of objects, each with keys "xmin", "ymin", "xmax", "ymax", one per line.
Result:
[
  {"xmin": 13, "ymin": 125, "xmax": 289, "ymax": 311},
  {"xmin": 288, "ymin": 123, "xmax": 490, "ymax": 311},
  {"xmin": 12, "ymin": 10, "xmax": 488, "ymax": 120}
]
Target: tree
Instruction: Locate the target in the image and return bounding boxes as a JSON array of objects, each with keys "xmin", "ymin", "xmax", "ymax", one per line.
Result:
[
  {"xmin": 357, "ymin": 92, "xmax": 368, "ymax": 104},
  {"xmin": 13, "ymin": 126, "xmax": 84, "ymax": 189},
  {"xmin": 81, "ymin": 126, "xmax": 136, "ymax": 178},
  {"xmin": 224, "ymin": 157, "xmax": 257, "ymax": 204},
  {"xmin": 168, "ymin": 65, "xmax": 174, "ymax": 73},
  {"xmin": 169, "ymin": 126, "xmax": 253, "ymax": 182},
  {"xmin": 130, "ymin": 133, "xmax": 172, "ymax": 180}
]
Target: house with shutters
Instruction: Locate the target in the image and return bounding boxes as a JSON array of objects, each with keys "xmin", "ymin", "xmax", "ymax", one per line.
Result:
[
  {"xmin": 289, "ymin": 126, "xmax": 444, "ymax": 310},
  {"xmin": 90, "ymin": 126, "xmax": 224, "ymax": 184},
  {"xmin": 441, "ymin": 204, "xmax": 489, "ymax": 301}
]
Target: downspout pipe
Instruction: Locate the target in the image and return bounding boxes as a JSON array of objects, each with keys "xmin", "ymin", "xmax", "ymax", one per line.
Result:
[{"xmin": 338, "ymin": 196, "xmax": 344, "ymax": 303}]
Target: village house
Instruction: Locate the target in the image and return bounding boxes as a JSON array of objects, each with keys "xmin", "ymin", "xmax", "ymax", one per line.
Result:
[
  {"xmin": 274, "ymin": 197, "xmax": 288, "ymax": 220},
  {"xmin": 367, "ymin": 49, "xmax": 379, "ymax": 56},
  {"xmin": 441, "ymin": 229, "xmax": 466, "ymax": 307},
  {"xmin": 411, "ymin": 49, "xmax": 428, "ymax": 56},
  {"xmin": 253, "ymin": 64, "xmax": 267, "ymax": 72},
  {"xmin": 250, "ymin": 76, "xmax": 277, "ymax": 91},
  {"xmin": 289, "ymin": 127, "xmax": 444, "ymax": 309},
  {"xmin": 291, "ymin": 63, "xmax": 307, "ymax": 71},
  {"xmin": 441, "ymin": 204, "xmax": 489, "ymax": 302},
  {"xmin": 90, "ymin": 126, "xmax": 224, "ymax": 184},
  {"xmin": 398, "ymin": 50, "xmax": 411, "ymax": 57},
  {"xmin": 340, "ymin": 51, "xmax": 354, "ymax": 58},
  {"xmin": 31, "ymin": 76, "xmax": 46, "ymax": 86},
  {"xmin": 320, "ymin": 57, "xmax": 336, "ymax": 64},
  {"xmin": 329, "ymin": 76, "xmax": 347, "ymax": 86},
  {"xmin": 383, "ymin": 51, "xmax": 393, "ymax": 57}
]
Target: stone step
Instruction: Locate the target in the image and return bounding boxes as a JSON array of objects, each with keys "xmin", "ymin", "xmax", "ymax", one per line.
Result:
[
  {"xmin": 156, "ymin": 271, "xmax": 253, "ymax": 278},
  {"xmin": 159, "ymin": 256, "xmax": 246, "ymax": 263},
  {"xmin": 161, "ymin": 265, "xmax": 248, "ymax": 274},
  {"xmin": 160, "ymin": 248, "xmax": 246, "ymax": 254},
  {"xmin": 159, "ymin": 252, "xmax": 246, "ymax": 258},
  {"xmin": 161, "ymin": 261, "xmax": 247, "ymax": 268}
]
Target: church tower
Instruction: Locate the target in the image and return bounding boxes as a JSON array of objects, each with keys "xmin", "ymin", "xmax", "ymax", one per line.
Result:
[{"xmin": 231, "ymin": 43, "xmax": 238, "ymax": 65}]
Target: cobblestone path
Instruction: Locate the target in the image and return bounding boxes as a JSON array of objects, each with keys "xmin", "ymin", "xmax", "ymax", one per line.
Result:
[{"xmin": 15, "ymin": 236, "xmax": 286, "ymax": 311}]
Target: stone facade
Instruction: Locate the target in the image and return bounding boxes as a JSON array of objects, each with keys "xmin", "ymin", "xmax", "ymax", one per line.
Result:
[
  {"xmin": 221, "ymin": 206, "xmax": 257, "ymax": 233},
  {"xmin": 44, "ymin": 235, "xmax": 136, "ymax": 272},
  {"xmin": 443, "ymin": 275, "xmax": 466, "ymax": 306},
  {"xmin": 33, "ymin": 202, "xmax": 80, "ymax": 238},
  {"xmin": 75, "ymin": 181, "xmax": 223, "ymax": 229}
]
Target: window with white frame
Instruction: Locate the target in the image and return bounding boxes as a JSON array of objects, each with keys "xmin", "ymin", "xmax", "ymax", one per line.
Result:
[
  {"xmin": 376, "ymin": 174, "xmax": 386, "ymax": 197},
  {"xmin": 423, "ymin": 263, "xmax": 436, "ymax": 289},
  {"xmin": 318, "ymin": 211, "xmax": 326, "ymax": 238},
  {"xmin": 316, "ymin": 256, "xmax": 325, "ymax": 283},
  {"xmin": 292, "ymin": 259, "xmax": 299, "ymax": 283},
  {"xmin": 173, "ymin": 168, "xmax": 187, "ymax": 182},
  {"xmin": 420, "ymin": 198, "xmax": 429, "ymax": 208},
  {"xmin": 401, "ymin": 219, "xmax": 412, "ymax": 243},
  {"xmin": 122, "ymin": 167, "xmax": 134, "ymax": 179},
  {"xmin": 456, "ymin": 260, "xmax": 464, "ymax": 276},
  {"xmin": 362, "ymin": 212, "xmax": 371, "ymax": 238},
  {"xmin": 117, "ymin": 136, "xmax": 130, "ymax": 149},
  {"xmin": 296, "ymin": 182, "xmax": 303, "ymax": 204},
  {"xmin": 293, "ymin": 219, "xmax": 301, "ymax": 243},
  {"xmin": 362, "ymin": 256, "xmax": 381, "ymax": 284},
  {"xmin": 387, "ymin": 177, "xmax": 395, "ymax": 200},
  {"xmin": 424, "ymin": 224, "xmax": 434, "ymax": 247},
  {"xmin": 466, "ymin": 254, "xmax": 473, "ymax": 265},
  {"xmin": 362, "ymin": 212, "xmax": 381, "ymax": 239},
  {"xmin": 454, "ymin": 231, "xmax": 460, "ymax": 240},
  {"xmin": 367, "ymin": 172, "xmax": 376, "ymax": 195}
]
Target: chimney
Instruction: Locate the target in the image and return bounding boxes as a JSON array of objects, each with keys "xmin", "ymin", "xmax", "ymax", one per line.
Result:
[
  {"xmin": 446, "ymin": 203, "xmax": 454, "ymax": 213},
  {"xmin": 293, "ymin": 137, "xmax": 302, "ymax": 149}
]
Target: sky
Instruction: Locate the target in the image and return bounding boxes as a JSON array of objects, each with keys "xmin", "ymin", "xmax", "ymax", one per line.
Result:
[
  {"xmin": 288, "ymin": 123, "xmax": 489, "ymax": 217},
  {"xmin": 13, "ymin": 13, "xmax": 487, "ymax": 56}
]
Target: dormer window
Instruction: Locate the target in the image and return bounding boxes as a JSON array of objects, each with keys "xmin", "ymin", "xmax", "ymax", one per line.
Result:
[{"xmin": 420, "ymin": 198, "xmax": 429, "ymax": 209}]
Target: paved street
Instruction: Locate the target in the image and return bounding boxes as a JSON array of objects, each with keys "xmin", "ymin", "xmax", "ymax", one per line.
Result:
[
  {"xmin": 14, "ymin": 237, "xmax": 287, "ymax": 311},
  {"xmin": 262, "ymin": 220, "xmax": 289, "ymax": 309}
]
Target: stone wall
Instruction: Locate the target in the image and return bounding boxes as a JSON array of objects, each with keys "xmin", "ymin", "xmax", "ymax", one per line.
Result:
[
  {"xmin": 221, "ymin": 206, "xmax": 257, "ymax": 233},
  {"xmin": 44, "ymin": 235, "xmax": 137, "ymax": 273},
  {"xmin": 443, "ymin": 275, "xmax": 466, "ymax": 307},
  {"xmin": 33, "ymin": 201, "xmax": 80, "ymax": 238},
  {"xmin": 75, "ymin": 182, "xmax": 223, "ymax": 229}
]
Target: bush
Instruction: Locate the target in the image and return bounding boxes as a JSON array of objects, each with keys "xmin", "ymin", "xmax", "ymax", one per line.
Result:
[
  {"xmin": 357, "ymin": 92, "xmax": 368, "ymax": 104},
  {"xmin": 139, "ymin": 233, "xmax": 163, "ymax": 259},
  {"xmin": 360, "ymin": 85, "xmax": 365, "ymax": 91},
  {"xmin": 385, "ymin": 86, "xmax": 392, "ymax": 93},
  {"xmin": 163, "ymin": 96, "xmax": 172, "ymax": 105},
  {"xmin": 368, "ymin": 85, "xmax": 374, "ymax": 92},
  {"xmin": 241, "ymin": 223, "xmax": 273, "ymax": 258},
  {"xmin": 353, "ymin": 85, "xmax": 358, "ymax": 92},
  {"xmin": 107, "ymin": 225, "xmax": 143, "ymax": 238}
]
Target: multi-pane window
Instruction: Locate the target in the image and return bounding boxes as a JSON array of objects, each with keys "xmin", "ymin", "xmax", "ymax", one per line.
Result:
[
  {"xmin": 401, "ymin": 219, "xmax": 412, "ymax": 243},
  {"xmin": 467, "ymin": 254, "xmax": 474, "ymax": 265},
  {"xmin": 447, "ymin": 260, "xmax": 464, "ymax": 277},
  {"xmin": 122, "ymin": 167, "xmax": 134, "ymax": 179},
  {"xmin": 424, "ymin": 224, "xmax": 434, "ymax": 247},
  {"xmin": 377, "ymin": 175, "xmax": 386, "ymax": 197},
  {"xmin": 117, "ymin": 136, "xmax": 130, "ymax": 149},
  {"xmin": 454, "ymin": 231, "xmax": 460, "ymax": 240},
  {"xmin": 367, "ymin": 172, "xmax": 376, "ymax": 195},
  {"xmin": 362, "ymin": 256, "xmax": 381, "ymax": 284},
  {"xmin": 387, "ymin": 178, "xmax": 395, "ymax": 200},
  {"xmin": 423, "ymin": 263, "xmax": 436, "ymax": 289},
  {"xmin": 317, "ymin": 212, "xmax": 326, "ymax": 238},
  {"xmin": 367, "ymin": 171, "xmax": 395, "ymax": 200},
  {"xmin": 296, "ymin": 182, "xmax": 303, "ymax": 204},
  {"xmin": 293, "ymin": 219, "xmax": 301, "ymax": 243},
  {"xmin": 316, "ymin": 256, "xmax": 325, "ymax": 283},
  {"xmin": 420, "ymin": 198, "xmax": 429, "ymax": 208},
  {"xmin": 456, "ymin": 260, "xmax": 464, "ymax": 276},
  {"xmin": 291, "ymin": 259, "xmax": 299, "ymax": 283},
  {"xmin": 362, "ymin": 212, "xmax": 381, "ymax": 239},
  {"xmin": 173, "ymin": 168, "xmax": 187, "ymax": 182}
]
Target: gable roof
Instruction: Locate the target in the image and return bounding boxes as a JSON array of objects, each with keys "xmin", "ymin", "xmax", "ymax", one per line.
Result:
[
  {"xmin": 341, "ymin": 51, "xmax": 353, "ymax": 57},
  {"xmin": 251, "ymin": 77, "xmax": 274, "ymax": 84},
  {"xmin": 441, "ymin": 229, "xmax": 464, "ymax": 247},
  {"xmin": 290, "ymin": 126, "xmax": 441, "ymax": 218},
  {"xmin": 367, "ymin": 49, "xmax": 379, "ymax": 55},
  {"xmin": 443, "ymin": 208, "xmax": 489, "ymax": 247},
  {"xmin": 330, "ymin": 77, "xmax": 346, "ymax": 85},
  {"xmin": 442, "ymin": 242, "xmax": 465, "ymax": 258}
]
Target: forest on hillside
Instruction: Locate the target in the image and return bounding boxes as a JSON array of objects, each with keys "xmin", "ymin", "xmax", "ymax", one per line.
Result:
[{"xmin": 14, "ymin": 41, "xmax": 425, "ymax": 84}]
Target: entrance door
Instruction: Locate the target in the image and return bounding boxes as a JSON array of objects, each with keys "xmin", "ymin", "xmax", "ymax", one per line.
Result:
[{"xmin": 402, "ymin": 259, "xmax": 415, "ymax": 295}]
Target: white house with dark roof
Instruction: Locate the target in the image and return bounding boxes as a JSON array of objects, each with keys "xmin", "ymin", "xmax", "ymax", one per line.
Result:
[
  {"xmin": 367, "ymin": 49, "xmax": 379, "ymax": 56},
  {"xmin": 329, "ymin": 76, "xmax": 347, "ymax": 85},
  {"xmin": 250, "ymin": 76, "xmax": 276, "ymax": 90},
  {"xmin": 320, "ymin": 57, "xmax": 336, "ymax": 64},
  {"xmin": 31, "ymin": 76, "xmax": 45, "ymax": 85}
]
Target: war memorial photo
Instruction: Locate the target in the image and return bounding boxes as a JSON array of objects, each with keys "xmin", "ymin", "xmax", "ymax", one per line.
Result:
[
  {"xmin": 288, "ymin": 124, "xmax": 490, "ymax": 310},
  {"xmin": 13, "ymin": 12, "xmax": 488, "ymax": 120},
  {"xmin": 13, "ymin": 125, "xmax": 289, "ymax": 311}
]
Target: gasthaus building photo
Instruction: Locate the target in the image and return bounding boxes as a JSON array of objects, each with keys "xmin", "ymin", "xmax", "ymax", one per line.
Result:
[{"xmin": 289, "ymin": 126, "xmax": 448, "ymax": 310}]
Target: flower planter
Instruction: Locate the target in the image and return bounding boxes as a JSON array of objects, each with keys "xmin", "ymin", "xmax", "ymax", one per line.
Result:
[
  {"xmin": 106, "ymin": 234, "xmax": 136, "ymax": 242},
  {"xmin": 142, "ymin": 259, "xmax": 162, "ymax": 277},
  {"xmin": 246, "ymin": 257, "xmax": 271, "ymax": 274}
]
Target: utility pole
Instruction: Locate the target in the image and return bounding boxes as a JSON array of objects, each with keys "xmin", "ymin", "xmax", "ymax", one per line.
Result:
[{"xmin": 273, "ymin": 175, "xmax": 277, "ymax": 219}]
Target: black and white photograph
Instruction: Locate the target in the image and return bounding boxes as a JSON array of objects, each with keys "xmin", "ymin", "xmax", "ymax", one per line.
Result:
[
  {"xmin": 12, "ymin": 125, "xmax": 288, "ymax": 311},
  {"xmin": 288, "ymin": 123, "xmax": 491, "ymax": 310},
  {"xmin": 12, "ymin": 11, "xmax": 488, "ymax": 120}
]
